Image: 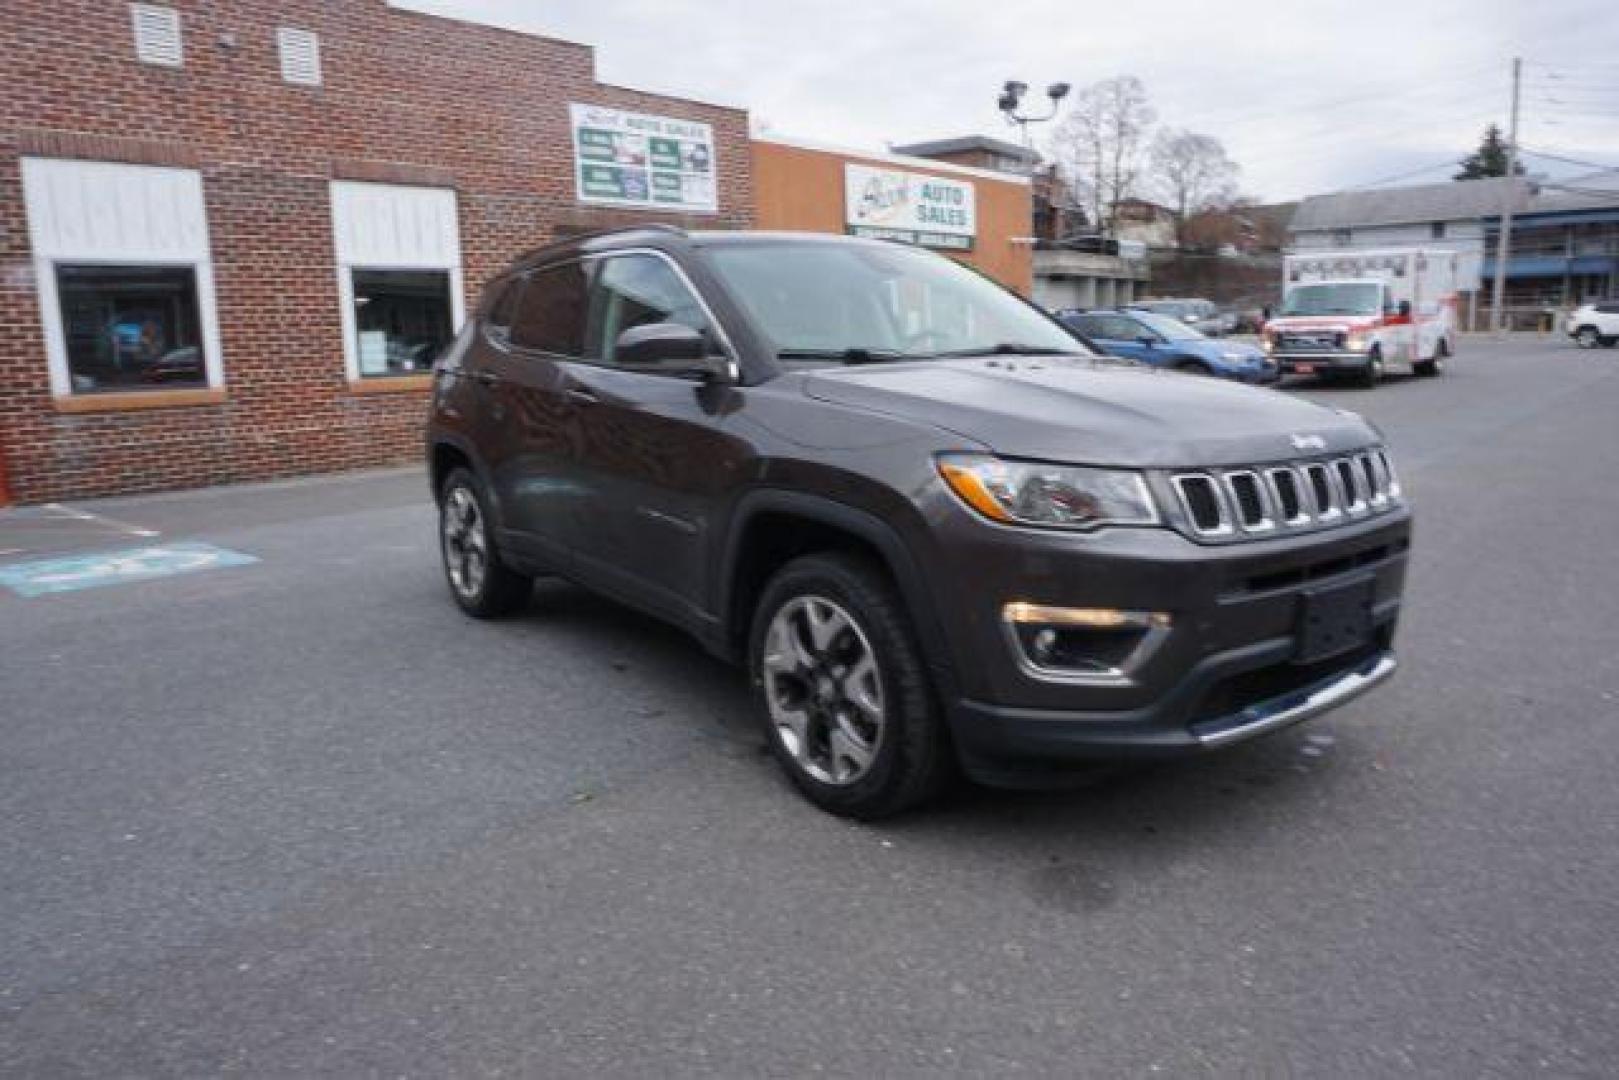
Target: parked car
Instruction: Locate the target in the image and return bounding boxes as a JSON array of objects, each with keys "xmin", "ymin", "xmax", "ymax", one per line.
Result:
[
  {"xmin": 1060, "ymin": 309, "xmax": 1277, "ymax": 383},
  {"xmin": 1131, "ymin": 298, "xmax": 1226, "ymax": 336},
  {"xmin": 428, "ymin": 227, "xmax": 1409, "ymax": 818},
  {"xmin": 1566, "ymin": 301, "xmax": 1619, "ymax": 348}
]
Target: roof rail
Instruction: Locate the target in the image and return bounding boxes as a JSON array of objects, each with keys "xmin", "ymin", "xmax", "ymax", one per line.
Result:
[{"xmin": 508, "ymin": 221, "xmax": 691, "ymax": 269}]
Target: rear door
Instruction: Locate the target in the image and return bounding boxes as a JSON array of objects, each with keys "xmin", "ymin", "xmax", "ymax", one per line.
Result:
[{"xmin": 480, "ymin": 259, "xmax": 594, "ymax": 566}]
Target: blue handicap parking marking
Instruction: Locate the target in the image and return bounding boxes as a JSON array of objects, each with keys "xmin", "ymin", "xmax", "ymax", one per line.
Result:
[{"xmin": 0, "ymin": 541, "xmax": 258, "ymax": 597}]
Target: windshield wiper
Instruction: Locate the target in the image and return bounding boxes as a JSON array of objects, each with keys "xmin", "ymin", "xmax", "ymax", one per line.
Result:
[
  {"xmin": 929, "ymin": 343, "xmax": 1084, "ymax": 358},
  {"xmin": 776, "ymin": 347, "xmax": 912, "ymax": 364}
]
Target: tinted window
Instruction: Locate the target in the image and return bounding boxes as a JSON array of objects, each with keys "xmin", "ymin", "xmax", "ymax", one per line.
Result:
[
  {"xmin": 56, "ymin": 265, "xmax": 206, "ymax": 392},
  {"xmin": 510, "ymin": 261, "xmax": 589, "ymax": 355},
  {"xmin": 703, "ymin": 241, "xmax": 1085, "ymax": 360},
  {"xmin": 486, "ymin": 276, "xmax": 523, "ymax": 334},
  {"xmin": 1597, "ymin": 302, "xmax": 1619, "ymax": 315},
  {"xmin": 587, "ymin": 254, "xmax": 711, "ymax": 364}
]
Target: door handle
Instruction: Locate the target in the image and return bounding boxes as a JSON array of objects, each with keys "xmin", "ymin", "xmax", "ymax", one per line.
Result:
[
  {"xmin": 564, "ymin": 386, "xmax": 599, "ymax": 406},
  {"xmin": 468, "ymin": 370, "xmax": 498, "ymax": 387}
]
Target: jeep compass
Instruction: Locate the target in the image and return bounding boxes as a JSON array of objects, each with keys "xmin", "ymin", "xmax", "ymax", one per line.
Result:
[{"xmin": 428, "ymin": 227, "xmax": 1410, "ymax": 818}]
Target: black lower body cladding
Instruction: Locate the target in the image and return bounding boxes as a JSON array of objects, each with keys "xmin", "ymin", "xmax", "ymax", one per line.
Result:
[{"xmin": 926, "ymin": 507, "xmax": 1412, "ymax": 787}]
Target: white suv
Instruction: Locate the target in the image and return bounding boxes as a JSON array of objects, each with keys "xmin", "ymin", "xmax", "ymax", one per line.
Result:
[{"xmin": 1566, "ymin": 301, "xmax": 1619, "ymax": 348}]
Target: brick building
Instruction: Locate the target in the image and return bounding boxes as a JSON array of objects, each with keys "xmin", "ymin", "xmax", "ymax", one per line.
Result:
[{"xmin": 0, "ymin": 1, "xmax": 752, "ymax": 504}]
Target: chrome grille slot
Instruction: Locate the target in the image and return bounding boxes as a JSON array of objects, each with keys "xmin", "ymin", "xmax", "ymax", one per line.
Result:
[
  {"xmin": 1225, "ymin": 471, "xmax": 1273, "ymax": 532},
  {"xmin": 1335, "ymin": 459, "xmax": 1367, "ymax": 513},
  {"xmin": 1266, "ymin": 467, "xmax": 1308, "ymax": 525},
  {"xmin": 1173, "ymin": 474, "xmax": 1231, "ymax": 535},
  {"xmin": 1168, "ymin": 449, "xmax": 1402, "ymax": 543}
]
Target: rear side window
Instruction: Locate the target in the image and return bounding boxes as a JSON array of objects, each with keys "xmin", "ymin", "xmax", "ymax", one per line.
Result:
[
  {"xmin": 1597, "ymin": 302, "xmax": 1619, "ymax": 315},
  {"xmin": 509, "ymin": 261, "xmax": 589, "ymax": 355}
]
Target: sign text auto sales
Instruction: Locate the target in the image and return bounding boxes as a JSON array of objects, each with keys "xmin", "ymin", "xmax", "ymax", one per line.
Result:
[{"xmin": 843, "ymin": 164, "xmax": 977, "ymax": 251}]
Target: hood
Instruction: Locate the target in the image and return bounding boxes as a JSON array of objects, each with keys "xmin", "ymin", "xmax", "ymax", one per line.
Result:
[{"xmin": 802, "ymin": 356, "xmax": 1375, "ymax": 468}]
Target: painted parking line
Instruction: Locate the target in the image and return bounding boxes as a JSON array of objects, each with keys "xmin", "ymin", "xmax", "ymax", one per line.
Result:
[
  {"xmin": 44, "ymin": 502, "xmax": 161, "ymax": 538},
  {"xmin": 0, "ymin": 541, "xmax": 257, "ymax": 597}
]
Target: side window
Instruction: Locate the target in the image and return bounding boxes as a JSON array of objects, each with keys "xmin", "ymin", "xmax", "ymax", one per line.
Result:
[
  {"xmin": 586, "ymin": 254, "xmax": 712, "ymax": 365},
  {"xmin": 485, "ymin": 276, "xmax": 523, "ymax": 337},
  {"xmin": 1103, "ymin": 316, "xmax": 1141, "ymax": 340},
  {"xmin": 510, "ymin": 261, "xmax": 589, "ymax": 355}
]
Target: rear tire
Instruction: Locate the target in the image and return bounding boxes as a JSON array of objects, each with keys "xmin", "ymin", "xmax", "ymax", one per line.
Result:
[
  {"xmin": 439, "ymin": 467, "xmax": 531, "ymax": 618},
  {"xmin": 1414, "ymin": 337, "xmax": 1447, "ymax": 377},
  {"xmin": 749, "ymin": 552, "xmax": 952, "ymax": 819},
  {"xmin": 1575, "ymin": 326, "xmax": 1601, "ymax": 349}
]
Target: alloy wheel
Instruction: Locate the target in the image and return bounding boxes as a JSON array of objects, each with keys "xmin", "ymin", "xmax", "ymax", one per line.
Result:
[
  {"xmin": 441, "ymin": 486, "xmax": 487, "ymax": 600},
  {"xmin": 1577, "ymin": 328, "xmax": 1599, "ymax": 349},
  {"xmin": 760, "ymin": 595, "xmax": 885, "ymax": 785}
]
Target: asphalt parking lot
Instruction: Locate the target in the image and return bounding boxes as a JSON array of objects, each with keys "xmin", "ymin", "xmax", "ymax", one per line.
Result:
[{"xmin": 3, "ymin": 334, "xmax": 1617, "ymax": 1076}]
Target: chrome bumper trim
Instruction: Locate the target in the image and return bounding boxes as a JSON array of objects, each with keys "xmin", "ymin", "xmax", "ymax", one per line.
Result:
[{"xmin": 1195, "ymin": 652, "xmax": 1397, "ymax": 748}]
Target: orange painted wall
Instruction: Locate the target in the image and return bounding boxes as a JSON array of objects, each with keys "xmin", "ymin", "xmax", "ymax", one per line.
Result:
[{"xmin": 751, "ymin": 139, "xmax": 1033, "ymax": 295}]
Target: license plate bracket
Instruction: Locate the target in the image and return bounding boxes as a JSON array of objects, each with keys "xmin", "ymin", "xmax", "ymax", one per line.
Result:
[
  {"xmin": 1292, "ymin": 362, "xmax": 1318, "ymax": 375},
  {"xmin": 1295, "ymin": 576, "xmax": 1375, "ymax": 663}
]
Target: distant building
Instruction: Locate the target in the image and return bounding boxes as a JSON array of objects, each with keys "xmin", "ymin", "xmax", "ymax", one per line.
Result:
[
  {"xmin": 889, "ymin": 135, "xmax": 1039, "ymax": 176},
  {"xmin": 1289, "ymin": 177, "xmax": 1518, "ymax": 293},
  {"xmin": 1290, "ymin": 175, "xmax": 1619, "ymax": 326},
  {"xmin": 1113, "ymin": 198, "xmax": 1178, "ymax": 250}
]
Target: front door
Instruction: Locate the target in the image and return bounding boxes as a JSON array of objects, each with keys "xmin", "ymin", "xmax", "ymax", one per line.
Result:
[{"xmin": 563, "ymin": 251, "xmax": 749, "ymax": 623}]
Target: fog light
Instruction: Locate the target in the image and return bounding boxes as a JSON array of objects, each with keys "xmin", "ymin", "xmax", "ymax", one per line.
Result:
[{"xmin": 1001, "ymin": 603, "xmax": 1172, "ymax": 684}]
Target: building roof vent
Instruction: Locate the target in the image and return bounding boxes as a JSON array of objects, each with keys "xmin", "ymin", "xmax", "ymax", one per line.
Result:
[
  {"xmin": 130, "ymin": 4, "xmax": 183, "ymax": 67},
  {"xmin": 278, "ymin": 27, "xmax": 322, "ymax": 86}
]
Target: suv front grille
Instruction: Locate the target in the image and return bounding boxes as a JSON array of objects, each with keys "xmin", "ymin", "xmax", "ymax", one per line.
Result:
[{"xmin": 1170, "ymin": 449, "xmax": 1401, "ymax": 541}]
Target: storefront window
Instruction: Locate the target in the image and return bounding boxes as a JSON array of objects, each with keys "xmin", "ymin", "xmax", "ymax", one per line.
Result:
[
  {"xmin": 351, "ymin": 269, "xmax": 454, "ymax": 377},
  {"xmin": 56, "ymin": 265, "xmax": 207, "ymax": 392}
]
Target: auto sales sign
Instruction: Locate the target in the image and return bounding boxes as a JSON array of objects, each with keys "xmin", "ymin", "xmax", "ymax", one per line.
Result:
[{"xmin": 843, "ymin": 164, "xmax": 976, "ymax": 251}]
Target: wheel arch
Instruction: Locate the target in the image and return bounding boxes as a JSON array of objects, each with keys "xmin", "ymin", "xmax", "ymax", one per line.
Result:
[{"xmin": 718, "ymin": 491, "xmax": 956, "ymax": 694}]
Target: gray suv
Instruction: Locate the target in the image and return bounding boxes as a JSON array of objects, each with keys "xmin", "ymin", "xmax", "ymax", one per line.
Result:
[{"xmin": 428, "ymin": 227, "xmax": 1411, "ymax": 818}]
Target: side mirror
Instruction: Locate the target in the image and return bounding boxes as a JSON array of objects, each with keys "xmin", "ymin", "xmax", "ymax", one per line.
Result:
[
  {"xmin": 1397, "ymin": 300, "xmax": 1412, "ymax": 317},
  {"xmin": 614, "ymin": 323, "xmax": 726, "ymax": 379},
  {"xmin": 1136, "ymin": 335, "xmax": 1157, "ymax": 348}
]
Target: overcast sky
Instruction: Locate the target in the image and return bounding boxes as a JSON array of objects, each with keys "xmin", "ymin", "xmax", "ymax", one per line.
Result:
[{"xmin": 399, "ymin": 0, "xmax": 1619, "ymax": 203}]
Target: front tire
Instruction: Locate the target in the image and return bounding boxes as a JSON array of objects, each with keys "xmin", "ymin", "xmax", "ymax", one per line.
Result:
[
  {"xmin": 1357, "ymin": 347, "xmax": 1384, "ymax": 388},
  {"xmin": 439, "ymin": 467, "xmax": 531, "ymax": 618},
  {"xmin": 749, "ymin": 553, "xmax": 951, "ymax": 819},
  {"xmin": 1575, "ymin": 326, "xmax": 1601, "ymax": 349}
]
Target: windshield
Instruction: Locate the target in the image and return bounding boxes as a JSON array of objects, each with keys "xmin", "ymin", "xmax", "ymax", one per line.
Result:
[
  {"xmin": 700, "ymin": 240, "xmax": 1087, "ymax": 362},
  {"xmin": 1281, "ymin": 282, "xmax": 1383, "ymax": 316},
  {"xmin": 1133, "ymin": 311, "xmax": 1204, "ymax": 341}
]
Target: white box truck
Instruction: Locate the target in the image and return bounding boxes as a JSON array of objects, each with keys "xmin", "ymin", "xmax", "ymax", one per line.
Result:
[{"xmin": 1264, "ymin": 248, "xmax": 1460, "ymax": 386}]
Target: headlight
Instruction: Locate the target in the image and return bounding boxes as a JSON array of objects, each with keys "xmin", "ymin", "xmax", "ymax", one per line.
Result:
[
  {"xmin": 1346, "ymin": 333, "xmax": 1368, "ymax": 351},
  {"xmin": 937, "ymin": 454, "xmax": 1158, "ymax": 530}
]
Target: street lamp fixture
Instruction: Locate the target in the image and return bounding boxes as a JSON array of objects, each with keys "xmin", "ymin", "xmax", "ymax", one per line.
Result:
[{"xmin": 999, "ymin": 80, "xmax": 1070, "ymax": 147}]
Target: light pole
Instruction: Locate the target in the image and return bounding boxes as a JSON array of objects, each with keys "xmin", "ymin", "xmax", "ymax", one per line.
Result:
[{"xmin": 998, "ymin": 80, "xmax": 1071, "ymax": 150}]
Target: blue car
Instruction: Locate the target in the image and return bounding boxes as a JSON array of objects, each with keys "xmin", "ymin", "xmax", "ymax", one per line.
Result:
[{"xmin": 1059, "ymin": 309, "xmax": 1278, "ymax": 384}]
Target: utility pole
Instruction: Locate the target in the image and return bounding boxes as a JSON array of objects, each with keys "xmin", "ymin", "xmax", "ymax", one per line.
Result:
[{"xmin": 1489, "ymin": 57, "xmax": 1521, "ymax": 334}]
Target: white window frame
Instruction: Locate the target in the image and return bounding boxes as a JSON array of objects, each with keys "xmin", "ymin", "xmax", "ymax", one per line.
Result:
[
  {"xmin": 329, "ymin": 181, "xmax": 464, "ymax": 381},
  {"xmin": 20, "ymin": 158, "xmax": 224, "ymax": 397}
]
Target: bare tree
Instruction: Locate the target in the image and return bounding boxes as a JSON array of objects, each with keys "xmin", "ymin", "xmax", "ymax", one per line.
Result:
[
  {"xmin": 1148, "ymin": 129, "xmax": 1239, "ymax": 246},
  {"xmin": 1049, "ymin": 76, "xmax": 1156, "ymax": 238}
]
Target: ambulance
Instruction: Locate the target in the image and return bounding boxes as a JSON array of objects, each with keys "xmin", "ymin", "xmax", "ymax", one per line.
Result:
[{"xmin": 1264, "ymin": 248, "xmax": 1460, "ymax": 386}]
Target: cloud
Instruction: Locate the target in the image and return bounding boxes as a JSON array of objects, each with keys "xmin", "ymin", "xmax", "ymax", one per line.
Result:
[{"xmin": 396, "ymin": 0, "xmax": 1619, "ymax": 200}]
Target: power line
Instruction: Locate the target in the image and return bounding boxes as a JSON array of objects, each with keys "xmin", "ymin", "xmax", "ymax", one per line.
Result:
[
  {"xmin": 1338, "ymin": 155, "xmax": 1469, "ymax": 191},
  {"xmin": 1519, "ymin": 145, "xmax": 1619, "ymax": 170}
]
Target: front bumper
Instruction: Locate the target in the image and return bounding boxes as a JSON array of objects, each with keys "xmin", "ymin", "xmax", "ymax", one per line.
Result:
[
  {"xmin": 1273, "ymin": 351, "xmax": 1371, "ymax": 373},
  {"xmin": 932, "ymin": 508, "xmax": 1410, "ymax": 786}
]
